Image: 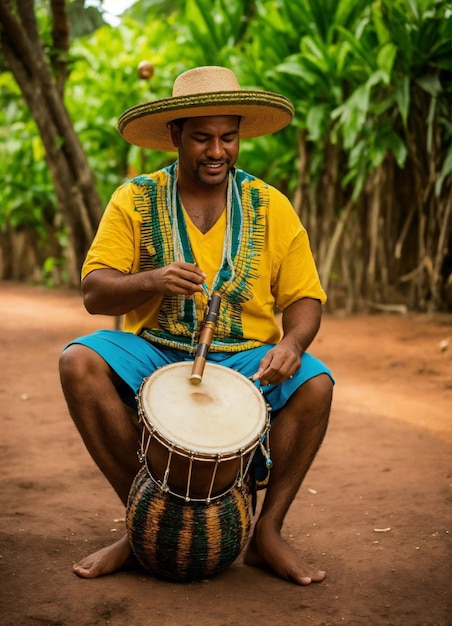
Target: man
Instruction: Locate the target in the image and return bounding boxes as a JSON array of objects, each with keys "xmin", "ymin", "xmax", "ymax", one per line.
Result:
[{"xmin": 59, "ymin": 66, "xmax": 334, "ymax": 585}]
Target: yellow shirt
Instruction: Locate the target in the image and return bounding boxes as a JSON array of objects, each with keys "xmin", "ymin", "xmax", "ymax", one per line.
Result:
[{"xmin": 82, "ymin": 165, "xmax": 326, "ymax": 351}]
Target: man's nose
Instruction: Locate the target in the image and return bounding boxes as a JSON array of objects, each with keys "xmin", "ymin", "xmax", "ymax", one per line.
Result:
[{"xmin": 206, "ymin": 138, "xmax": 224, "ymax": 159}]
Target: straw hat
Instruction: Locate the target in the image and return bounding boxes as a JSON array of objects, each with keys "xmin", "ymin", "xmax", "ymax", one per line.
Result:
[{"xmin": 118, "ymin": 66, "xmax": 294, "ymax": 151}]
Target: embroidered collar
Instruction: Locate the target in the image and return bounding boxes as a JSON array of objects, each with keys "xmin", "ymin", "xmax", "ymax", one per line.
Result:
[{"xmin": 168, "ymin": 162, "xmax": 242, "ymax": 299}]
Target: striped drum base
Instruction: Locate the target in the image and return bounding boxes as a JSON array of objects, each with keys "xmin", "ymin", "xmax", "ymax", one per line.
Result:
[{"xmin": 126, "ymin": 467, "xmax": 252, "ymax": 581}]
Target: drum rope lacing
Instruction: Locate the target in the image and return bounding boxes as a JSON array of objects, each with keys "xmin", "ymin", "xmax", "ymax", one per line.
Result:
[
  {"xmin": 137, "ymin": 394, "xmax": 273, "ymax": 502},
  {"xmin": 136, "ymin": 363, "xmax": 273, "ymax": 502},
  {"xmin": 139, "ymin": 432, "xmax": 267, "ymax": 503}
]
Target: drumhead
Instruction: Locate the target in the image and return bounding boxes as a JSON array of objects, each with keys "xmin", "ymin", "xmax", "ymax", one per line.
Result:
[{"xmin": 139, "ymin": 362, "xmax": 267, "ymax": 455}]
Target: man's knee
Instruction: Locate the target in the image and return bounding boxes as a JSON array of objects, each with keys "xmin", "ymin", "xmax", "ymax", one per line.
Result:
[
  {"xmin": 311, "ymin": 373, "xmax": 333, "ymax": 399},
  {"xmin": 59, "ymin": 343, "xmax": 99, "ymax": 386},
  {"xmin": 296, "ymin": 373, "xmax": 333, "ymax": 415}
]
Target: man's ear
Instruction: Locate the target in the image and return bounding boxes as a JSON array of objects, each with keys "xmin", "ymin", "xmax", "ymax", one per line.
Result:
[{"xmin": 169, "ymin": 122, "xmax": 180, "ymax": 148}]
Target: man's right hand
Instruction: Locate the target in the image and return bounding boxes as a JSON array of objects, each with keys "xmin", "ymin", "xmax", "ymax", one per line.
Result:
[{"xmin": 149, "ymin": 262, "xmax": 207, "ymax": 296}]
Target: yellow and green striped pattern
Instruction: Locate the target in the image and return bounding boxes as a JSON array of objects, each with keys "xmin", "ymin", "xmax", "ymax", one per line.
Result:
[{"xmin": 127, "ymin": 467, "xmax": 251, "ymax": 581}]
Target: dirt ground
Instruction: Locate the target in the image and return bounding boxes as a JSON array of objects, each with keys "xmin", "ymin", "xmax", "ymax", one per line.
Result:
[{"xmin": 0, "ymin": 282, "xmax": 451, "ymax": 626}]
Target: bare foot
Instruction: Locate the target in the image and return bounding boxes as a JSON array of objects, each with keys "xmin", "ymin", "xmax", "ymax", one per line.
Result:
[
  {"xmin": 73, "ymin": 533, "xmax": 137, "ymax": 579},
  {"xmin": 244, "ymin": 522, "xmax": 326, "ymax": 586}
]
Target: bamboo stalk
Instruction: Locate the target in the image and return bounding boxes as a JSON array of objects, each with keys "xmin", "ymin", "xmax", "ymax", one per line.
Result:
[
  {"xmin": 367, "ymin": 168, "xmax": 382, "ymax": 300},
  {"xmin": 431, "ymin": 193, "xmax": 452, "ymax": 310},
  {"xmin": 320, "ymin": 199, "xmax": 354, "ymax": 294}
]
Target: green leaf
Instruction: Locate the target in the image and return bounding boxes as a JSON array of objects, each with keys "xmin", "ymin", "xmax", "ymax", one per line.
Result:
[
  {"xmin": 306, "ymin": 104, "xmax": 329, "ymax": 141},
  {"xmin": 415, "ymin": 73, "xmax": 442, "ymax": 97},
  {"xmin": 385, "ymin": 132, "xmax": 408, "ymax": 168},
  {"xmin": 276, "ymin": 57, "xmax": 320, "ymax": 86},
  {"xmin": 335, "ymin": 24, "xmax": 376, "ymax": 71},
  {"xmin": 394, "ymin": 76, "xmax": 410, "ymax": 127},
  {"xmin": 366, "ymin": 68, "xmax": 391, "ymax": 89},
  {"xmin": 435, "ymin": 145, "xmax": 452, "ymax": 196},
  {"xmin": 371, "ymin": 0, "xmax": 391, "ymax": 45},
  {"xmin": 376, "ymin": 42, "xmax": 397, "ymax": 80}
]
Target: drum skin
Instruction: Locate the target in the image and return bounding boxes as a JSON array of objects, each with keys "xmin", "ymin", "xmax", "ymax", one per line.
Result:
[{"xmin": 126, "ymin": 467, "xmax": 252, "ymax": 581}]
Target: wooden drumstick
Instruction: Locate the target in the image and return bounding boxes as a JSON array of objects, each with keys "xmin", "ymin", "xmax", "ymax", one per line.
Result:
[{"xmin": 189, "ymin": 292, "xmax": 221, "ymax": 385}]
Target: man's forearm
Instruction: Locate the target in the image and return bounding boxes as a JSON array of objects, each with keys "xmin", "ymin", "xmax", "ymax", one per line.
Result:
[{"xmin": 281, "ymin": 297, "xmax": 322, "ymax": 354}]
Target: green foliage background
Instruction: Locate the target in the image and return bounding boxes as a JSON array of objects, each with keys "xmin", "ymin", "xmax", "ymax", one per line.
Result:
[{"xmin": 0, "ymin": 0, "xmax": 451, "ymax": 309}]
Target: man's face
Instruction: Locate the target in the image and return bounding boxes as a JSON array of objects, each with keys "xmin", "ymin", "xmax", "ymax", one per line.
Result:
[{"xmin": 170, "ymin": 115, "xmax": 240, "ymax": 188}]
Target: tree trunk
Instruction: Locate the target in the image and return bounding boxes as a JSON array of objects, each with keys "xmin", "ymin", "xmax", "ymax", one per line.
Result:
[{"xmin": 0, "ymin": 0, "xmax": 103, "ymax": 283}]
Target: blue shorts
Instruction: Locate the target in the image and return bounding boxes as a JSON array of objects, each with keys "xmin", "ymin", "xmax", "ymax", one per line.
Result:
[{"xmin": 65, "ymin": 330, "xmax": 334, "ymax": 482}]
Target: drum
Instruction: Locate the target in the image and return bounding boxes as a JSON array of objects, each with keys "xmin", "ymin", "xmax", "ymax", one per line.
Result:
[
  {"xmin": 127, "ymin": 361, "xmax": 270, "ymax": 581},
  {"xmin": 127, "ymin": 467, "xmax": 252, "ymax": 581},
  {"xmin": 136, "ymin": 361, "xmax": 270, "ymax": 502}
]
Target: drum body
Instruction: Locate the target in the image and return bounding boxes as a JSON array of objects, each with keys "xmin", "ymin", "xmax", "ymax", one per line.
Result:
[
  {"xmin": 137, "ymin": 362, "xmax": 269, "ymax": 502},
  {"xmin": 127, "ymin": 467, "xmax": 251, "ymax": 581}
]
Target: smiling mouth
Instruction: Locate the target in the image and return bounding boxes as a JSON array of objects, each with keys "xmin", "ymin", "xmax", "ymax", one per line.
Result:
[{"xmin": 202, "ymin": 161, "xmax": 227, "ymax": 170}]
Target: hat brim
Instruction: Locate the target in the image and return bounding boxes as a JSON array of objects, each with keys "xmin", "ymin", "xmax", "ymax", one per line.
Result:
[{"xmin": 118, "ymin": 90, "xmax": 294, "ymax": 151}]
